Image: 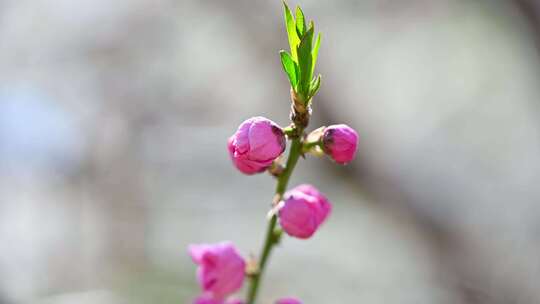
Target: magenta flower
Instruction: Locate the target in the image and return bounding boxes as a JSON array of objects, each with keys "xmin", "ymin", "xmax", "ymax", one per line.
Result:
[
  {"xmin": 228, "ymin": 117, "xmax": 286, "ymax": 174},
  {"xmin": 188, "ymin": 242, "xmax": 246, "ymax": 299},
  {"xmin": 193, "ymin": 296, "xmax": 222, "ymax": 304},
  {"xmin": 276, "ymin": 298, "xmax": 302, "ymax": 304},
  {"xmin": 322, "ymin": 124, "xmax": 358, "ymax": 164},
  {"xmin": 193, "ymin": 295, "xmax": 244, "ymax": 304},
  {"xmin": 278, "ymin": 184, "xmax": 332, "ymax": 239}
]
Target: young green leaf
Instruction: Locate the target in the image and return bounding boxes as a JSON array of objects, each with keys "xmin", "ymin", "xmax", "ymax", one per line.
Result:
[
  {"xmin": 295, "ymin": 6, "xmax": 306, "ymax": 37},
  {"xmin": 280, "ymin": 50, "xmax": 297, "ymax": 88},
  {"xmin": 309, "ymin": 74, "xmax": 321, "ymax": 99},
  {"xmin": 297, "ymin": 25, "xmax": 314, "ymax": 97},
  {"xmin": 283, "ymin": 1, "xmax": 299, "ymax": 60},
  {"xmin": 293, "ymin": 60, "xmax": 300, "ymax": 88},
  {"xmin": 311, "ymin": 33, "xmax": 321, "ymax": 77}
]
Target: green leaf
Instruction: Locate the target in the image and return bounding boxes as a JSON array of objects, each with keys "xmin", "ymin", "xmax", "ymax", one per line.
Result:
[
  {"xmin": 293, "ymin": 60, "xmax": 300, "ymax": 88},
  {"xmin": 311, "ymin": 33, "xmax": 321, "ymax": 77},
  {"xmin": 309, "ymin": 74, "xmax": 321, "ymax": 99},
  {"xmin": 280, "ymin": 50, "xmax": 297, "ymax": 88},
  {"xmin": 296, "ymin": 24, "xmax": 314, "ymax": 97},
  {"xmin": 283, "ymin": 1, "xmax": 299, "ymax": 60},
  {"xmin": 295, "ymin": 6, "xmax": 306, "ymax": 37}
]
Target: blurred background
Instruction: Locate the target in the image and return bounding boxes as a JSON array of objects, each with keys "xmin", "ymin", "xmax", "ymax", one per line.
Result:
[{"xmin": 2, "ymin": 0, "xmax": 540, "ymax": 303}]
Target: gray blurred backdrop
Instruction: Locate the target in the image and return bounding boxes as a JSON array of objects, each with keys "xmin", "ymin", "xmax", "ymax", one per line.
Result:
[{"xmin": 1, "ymin": 0, "xmax": 540, "ymax": 303}]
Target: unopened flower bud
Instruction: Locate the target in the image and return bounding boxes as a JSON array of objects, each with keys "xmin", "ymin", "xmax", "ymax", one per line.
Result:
[
  {"xmin": 193, "ymin": 295, "xmax": 244, "ymax": 304},
  {"xmin": 276, "ymin": 298, "xmax": 302, "ymax": 304},
  {"xmin": 188, "ymin": 242, "xmax": 246, "ymax": 299},
  {"xmin": 193, "ymin": 296, "xmax": 220, "ymax": 304},
  {"xmin": 278, "ymin": 184, "xmax": 331, "ymax": 239},
  {"xmin": 228, "ymin": 117, "xmax": 286, "ymax": 175},
  {"xmin": 322, "ymin": 124, "xmax": 358, "ymax": 164}
]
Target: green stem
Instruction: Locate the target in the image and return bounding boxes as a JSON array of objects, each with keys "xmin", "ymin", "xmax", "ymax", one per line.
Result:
[
  {"xmin": 246, "ymin": 135, "xmax": 304, "ymax": 304},
  {"xmin": 302, "ymin": 140, "xmax": 321, "ymax": 153}
]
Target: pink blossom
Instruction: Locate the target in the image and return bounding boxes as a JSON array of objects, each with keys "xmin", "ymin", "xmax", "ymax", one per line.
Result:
[
  {"xmin": 278, "ymin": 184, "xmax": 332, "ymax": 239},
  {"xmin": 193, "ymin": 295, "xmax": 244, "ymax": 304},
  {"xmin": 188, "ymin": 242, "xmax": 246, "ymax": 299},
  {"xmin": 322, "ymin": 124, "xmax": 358, "ymax": 164},
  {"xmin": 193, "ymin": 295, "xmax": 222, "ymax": 304},
  {"xmin": 228, "ymin": 117, "xmax": 286, "ymax": 174},
  {"xmin": 276, "ymin": 298, "xmax": 302, "ymax": 304}
]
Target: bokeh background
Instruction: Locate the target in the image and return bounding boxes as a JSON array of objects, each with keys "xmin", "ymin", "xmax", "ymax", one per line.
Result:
[{"xmin": 2, "ymin": 0, "xmax": 540, "ymax": 303}]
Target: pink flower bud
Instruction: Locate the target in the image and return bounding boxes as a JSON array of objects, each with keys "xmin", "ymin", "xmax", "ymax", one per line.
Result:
[
  {"xmin": 228, "ymin": 117, "xmax": 286, "ymax": 175},
  {"xmin": 322, "ymin": 124, "xmax": 358, "ymax": 164},
  {"xmin": 193, "ymin": 295, "xmax": 244, "ymax": 304},
  {"xmin": 278, "ymin": 184, "xmax": 332, "ymax": 239},
  {"xmin": 276, "ymin": 298, "xmax": 302, "ymax": 304},
  {"xmin": 193, "ymin": 295, "xmax": 222, "ymax": 304},
  {"xmin": 188, "ymin": 242, "xmax": 246, "ymax": 299}
]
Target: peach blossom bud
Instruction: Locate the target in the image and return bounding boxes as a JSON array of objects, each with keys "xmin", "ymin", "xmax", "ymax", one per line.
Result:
[
  {"xmin": 228, "ymin": 117, "xmax": 286, "ymax": 174},
  {"xmin": 322, "ymin": 124, "xmax": 358, "ymax": 164},
  {"xmin": 278, "ymin": 184, "xmax": 331, "ymax": 239},
  {"xmin": 189, "ymin": 242, "xmax": 246, "ymax": 299}
]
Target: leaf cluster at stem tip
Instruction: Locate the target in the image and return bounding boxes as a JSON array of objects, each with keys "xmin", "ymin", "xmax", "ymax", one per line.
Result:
[{"xmin": 280, "ymin": 1, "xmax": 321, "ymax": 105}]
